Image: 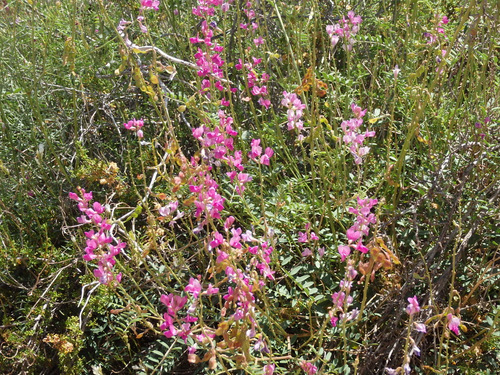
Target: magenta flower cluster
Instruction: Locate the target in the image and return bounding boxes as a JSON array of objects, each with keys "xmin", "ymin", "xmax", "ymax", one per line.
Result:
[
  {"xmin": 160, "ymin": 278, "xmax": 220, "ymax": 342},
  {"xmin": 188, "ymin": 0, "xmax": 274, "ymax": 221},
  {"xmin": 447, "ymin": 313, "xmax": 461, "ymax": 335},
  {"xmin": 191, "ymin": 1, "xmax": 270, "ymax": 110},
  {"xmin": 153, "ymin": 1, "xmax": 276, "ymax": 369},
  {"xmin": 233, "ymin": 1, "xmax": 271, "ymax": 109},
  {"xmin": 248, "ymin": 139, "xmax": 274, "ymax": 166},
  {"xmin": 338, "ymin": 197, "xmax": 378, "ymax": 261},
  {"xmin": 326, "ymin": 11, "xmax": 362, "ymax": 51},
  {"xmin": 328, "ymin": 103, "xmax": 378, "ymax": 329},
  {"xmin": 297, "ymin": 223, "xmax": 319, "ymax": 243},
  {"xmin": 329, "ymin": 260, "xmax": 359, "ymax": 327},
  {"xmin": 160, "ymin": 293, "xmax": 190, "ymax": 340},
  {"xmin": 340, "ymin": 103, "xmax": 375, "ymax": 165},
  {"xmin": 123, "ymin": 118, "xmax": 145, "ymax": 139},
  {"xmin": 297, "ymin": 223, "xmax": 321, "ymax": 257},
  {"xmin": 159, "ymin": 216, "xmax": 275, "ymax": 356},
  {"xmin": 300, "ymin": 361, "xmax": 318, "ymax": 375},
  {"xmin": 192, "ymin": 0, "xmax": 233, "ymax": 17},
  {"xmin": 69, "ymin": 189, "xmax": 125, "ymax": 286},
  {"xmin": 281, "ymin": 91, "xmax": 306, "ymax": 133},
  {"xmin": 191, "ymin": 22, "xmax": 227, "ymax": 100},
  {"xmin": 235, "ymin": 56, "xmax": 271, "ymax": 109},
  {"xmin": 189, "ymin": 170, "xmax": 225, "ymax": 220},
  {"xmin": 137, "ymin": 1, "xmax": 159, "ymax": 32},
  {"xmin": 424, "ymin": 15, "xmax": 449, "ymax": 44},
  {"xmin": 141, "ymin": 0, "xmax": 160, "ymax": 10}
]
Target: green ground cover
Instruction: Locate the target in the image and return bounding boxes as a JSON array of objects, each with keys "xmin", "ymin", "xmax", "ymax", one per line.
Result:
[{"xmin": 0, "ymin": 0, "xmax": 498, "ymax": 374}]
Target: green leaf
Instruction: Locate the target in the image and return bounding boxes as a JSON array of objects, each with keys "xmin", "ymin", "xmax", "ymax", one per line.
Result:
[
  {"xmin": 296, "ymin": 274, "xmax": 310, "ymax": 283},
  {"xmin": 290, "ymin": 266, "xmax": 302, "ymax": 276}
]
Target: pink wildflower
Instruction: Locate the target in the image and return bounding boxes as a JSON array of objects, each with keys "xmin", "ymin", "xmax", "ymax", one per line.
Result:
[
  {"xmin": 301, "ymin": 248, "xmax": 313, "ymax": 257},
  {"xmin": 298, "ymin": 232, "xmax": 308, "ymax": 243},
  {"xmin": 414, "ymin": 322, "xmax": 427, "ymax": 333},
  {"xmin": 248, "ymin": 139, "xmax": 262, "ymax": 159},
  {"xmin": 263, "ymin": 364, "xmax": 275, "ymax": 375},
  {"xmin": 340, "ymin": 104, "xmax": 374, "ymax": 164},
  {"xmin": 338, "ymin": 245, "xmax": 351, "ymax": 262},
  {"xmin": 300, "ymin": 361, "xmax": 318, "ymax": 375},
  {"xmin": 141, "ymin": 0, "xmax": 160, "ymax": 10},
  {"xmin": 406, "ymin": 296, "xmax": 420, "ymax": 316},
  {"xmin": 282, "ymin": 91, "xmax": 306, "ymax": 131},
  {"xmin": 160, "ymin": 293, "xmax": 188, "ymax": 316},
  {"xmin": 185, "ymin": 277, "xmax": 202, "ymax": 298},
  {"xmin": 326, "ymin": 11, "xmax": 362, "ymax": 50},
  {"xmin": 447, "ymin": 313, "xmax": 461, "ymax": 335},
  {"xmin": 253, "ymin": 36, "xmax": 265, "ymax": 46},
  {"xmin": 205, "ymin": 283, "xmax": 219, "ymax": 296},
  {"xmin": 224, "ymin": 216, "xmax": 235, "ymax": 230},
  {"xmin": 124, "ymin": 118, "xmax": 145, "ymax": 138},
  {"xmin": 260, "ymin": 147, "xmax": 274, "ymax": 165},
  {"xmin": 330, "ymin": 315, "xmax": 338, "ymax": 327},
  {"xmin": 393, "ymin": 64, "xmax": 400, "ymax": 79}
]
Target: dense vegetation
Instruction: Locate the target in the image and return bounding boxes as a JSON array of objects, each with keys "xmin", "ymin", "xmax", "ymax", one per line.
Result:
[{"xmin": 0, "ymin": 0, "xmax": 498, "ymax": 374}]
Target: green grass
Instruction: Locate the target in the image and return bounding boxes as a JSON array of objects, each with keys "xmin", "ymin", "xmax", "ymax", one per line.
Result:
[{"xmin": 0, "ymin": 0, "xmax": 498, "ymax": 374}]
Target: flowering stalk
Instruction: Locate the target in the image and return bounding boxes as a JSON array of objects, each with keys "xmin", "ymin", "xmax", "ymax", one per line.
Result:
[
  {"xmin": 340, "ymin": 103, "xmax": 375, "ymax": 165},
  {"xmin": 326, "ymin": 11, "xmax": 362, "ymax": 51},
  {"xmin": 124, "ymin": 118, "xmax": 145, "ymax": 139},
  {"xmin": 327, "ymin": 102, "xmax": 378, "ymax": 371},
  {"xmin": 160, "ymin": 219, "xmax": 276, "ymax": 367},
  {"xmin": 282, "ymin": 91, "xmax": 306, "ymax": 137},
  {"xmin": 337, "ymin": 197, "xmax": 378, "ymax": 261},
  {"xmin": 69, "ymin": 188, "xmax": 125, "ymax": 286},
  {"xmin": 152, "ymin": 2, "xmax": 276, "ymax": 371},
  {"xmin": 386, "ymin": 296, "xmax": 427, "ymax": 375}
]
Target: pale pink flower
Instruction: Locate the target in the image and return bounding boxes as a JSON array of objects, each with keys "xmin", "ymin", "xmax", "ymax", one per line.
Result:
[
  {"xmin": 260, "ymin": 147, "xmax": 274, "ymax": 165},
  {"xmin": 205, "ymin": 284, "xmax": 219, "ymax": 296},
  {"xmin": 406, "ymin": 296, "xmax": 420, "ymax": 315},
  {"xmin": 282, "ymin": 91, "xmax": 306, "ymax": 131},
  {"xmin": 253, "ymin": 36, "xmax": 265, "ymax": 46},
  {"xmin": 298, "ymin": 232, "xmax": 308, "ymax": 243},
  {"xmin": 248, "ymin": 139, "xmax": 262, "ymax": 159},
  {"xmin": 224, "ymin": 216, "xmax": 235, "ymax": 230},
  {"xmin": 414, "ymin": 322, "xmax": 427, "ymax": 333},
  {"xmin": 301, "ymin": 248, "xmax": 313, "ymax": 257},
  {"xmin": 393, "ymin": 64, "xmax": 400, "ymax": 80}
]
